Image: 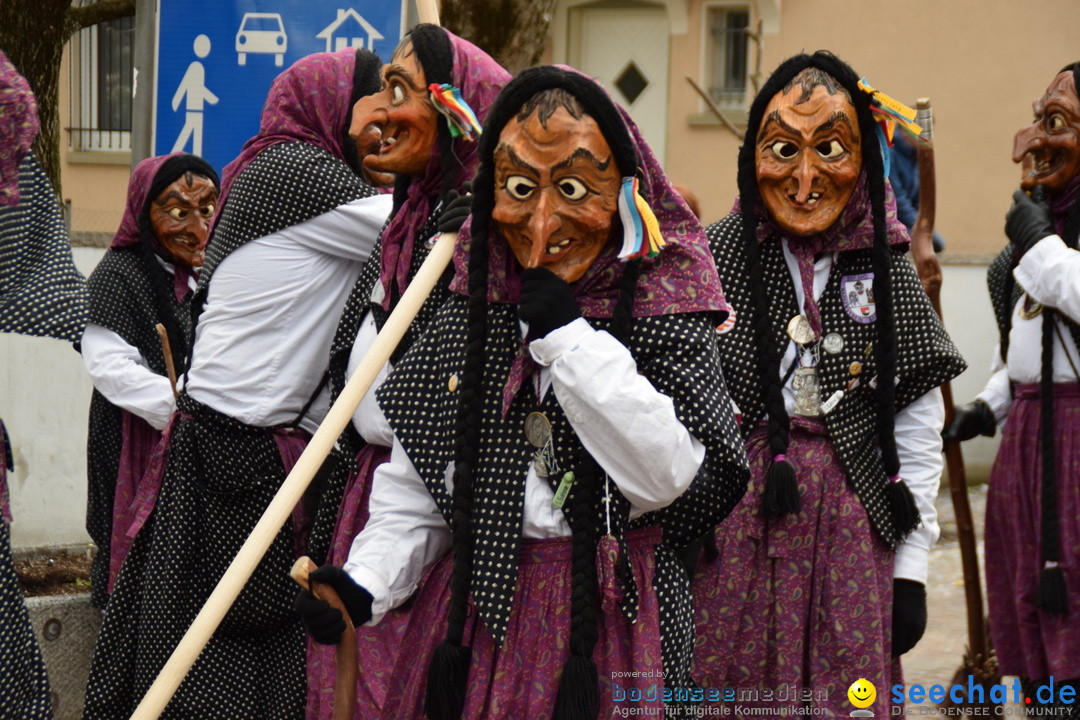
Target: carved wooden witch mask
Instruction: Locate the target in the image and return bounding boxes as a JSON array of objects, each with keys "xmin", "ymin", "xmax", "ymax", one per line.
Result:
[
  {"xmin": 1013, "ymin": 69, "xmax": 1080, "ymax": 193},
  {"xmin": 148, "ymin": 173, "xmax": 218, "ymax": 269},
  {"xmin": 492, "ymin": 90, "xmax": 622, "ymax": 283},
  {"xmin": 755, "ymin": 67, "xmax": 863, "ymax": 237}
]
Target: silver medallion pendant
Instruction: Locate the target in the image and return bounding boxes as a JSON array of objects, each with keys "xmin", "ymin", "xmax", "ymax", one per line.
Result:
[
  {"xmin": 524, "ymin": 412, "xmax": 557, "ymax": 479},
  {"xmin": 792, "ymin": 367, "xmax": 823, "ymax": 417},
  {"xmin": 822, "ymin": 332, "xmax": 844, "ymax": 355},
  {"xmin": 524, "ymin": 412, "xmax": 551, "ymax": 448}
]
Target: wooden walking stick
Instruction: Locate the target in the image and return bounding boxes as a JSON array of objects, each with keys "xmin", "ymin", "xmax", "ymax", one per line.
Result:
[
  {"xmin": 127, "ymin": 232, "xmax": 457, "ymax": 720},
  {"xmin": 154, "ymin": 323, "xmax": 178, "ymax": 397},
  {"xmin": 291, "ymin": 557, "xmax": 357, "ymax": 720},
  {"xmin": 908, "ymin": 99, "xmax": 1000, "ymax": 713}
]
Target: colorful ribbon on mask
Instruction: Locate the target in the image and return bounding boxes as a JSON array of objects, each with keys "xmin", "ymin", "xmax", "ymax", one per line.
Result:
[
  {"xmin": 858, "ymin": 78, "xmax": 924, "ymax": 148},
  {"xmin": 428, "ymin": 83, "xmax": 482, "ymax": 140},
  {"xmin": 616, "ymin": 176, "xmax": 665, "ymax": 260}
]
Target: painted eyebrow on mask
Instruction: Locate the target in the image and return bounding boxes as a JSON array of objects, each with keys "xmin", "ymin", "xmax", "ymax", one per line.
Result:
[
  {"xmin": 154, "ymin": 188, "xmax": 216, "ymax": 206},
  {"xmin": 553, "ymin": 146, "xmax": 611, "ymax": 172},
  {"xmin": 817, "ymin": 111, "xmax": 857, "ymax": 135},
  {"xmin": 384, "ymin": 64, "xmax": 426, "ymax": 94},
  {"xmin": 497, "ymin": 144, "xmax": 538, "ymax": 175},
  {"xmin": 760, "ymin": 110, "xmax": 799, "ymax": 136},
  {"xmin": 760, "ymin": 110, "xmax": 857, "ymax": 138}
]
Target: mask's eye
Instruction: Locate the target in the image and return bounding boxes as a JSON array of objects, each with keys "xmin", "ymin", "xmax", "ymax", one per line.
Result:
[
  {"xmin": 771, "ymin": 141, "xmax": 798, "ymax": 159},
  {"xmin": 815, "ymin": 140, "xmax": 845, "ymax": 159},
  {"xmin": 556, "ymin": 178, "xmax": 589, "ymax": 201},
  {"xmin": 1049, "ymin": 114, "xmax": 1066, "ymax": 131},
  {"xmin": 199, "ymin": 204, "xmax": 215, "ymax": 217},
  {"xmin": 391, "ymin": 83, "xmax": 406, "ymax": 105},
  {"xmin": 168, "ymin": 207, "xmax": 186, "ymax": 220},
  {"xmin": 504, "ymin": 176, "xmax": 537, "ymax": 200}
]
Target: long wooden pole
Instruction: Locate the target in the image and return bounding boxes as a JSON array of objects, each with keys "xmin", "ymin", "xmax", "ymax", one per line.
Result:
[
  {"xmin": 128, "ymin": 231, "xmax": 456, "ymax": 720},
  {"xmin": 415, "ymin": 0, "xmax": 440, "ymax": 25},
  {"xmin": 908, "ymin": 99, "xmax": 997, "ymax": 698}
]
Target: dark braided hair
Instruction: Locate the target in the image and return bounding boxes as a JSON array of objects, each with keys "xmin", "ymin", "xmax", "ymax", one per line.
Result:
[
  {"xmin": 737, "ymin": 52, "xmax": 919, "ymax": 533},
  {"xmin": 136, "ymin": 154, "xmax": 219, "ymax": 371},
  {"xmin": 424, "ymin": 67, "xmax": 643, "ymax": 720},
  {"xmin": 1029, "ymin": 61, "xmax": 1080, "ymax": 614}
]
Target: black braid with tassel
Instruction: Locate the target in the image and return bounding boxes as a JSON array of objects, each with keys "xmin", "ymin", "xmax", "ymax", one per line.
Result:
[{"xmin": 423, "ymin": 114, "xmax": 490, "ymax": 720}]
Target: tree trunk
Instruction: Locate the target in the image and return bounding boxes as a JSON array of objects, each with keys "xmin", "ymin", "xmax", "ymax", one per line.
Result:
[
  {"xmin": 441, "ymin": 0, "xmax": 557, "ymax": 74},
  {"xmin": 0, "ymin": 0, "xmax": 134, "ymax": 197}
]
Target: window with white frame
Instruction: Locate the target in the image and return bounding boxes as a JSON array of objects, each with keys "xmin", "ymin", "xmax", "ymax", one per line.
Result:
[
  {"xmin": 69, "ymin": 14, "xmax": 134, "ymax": 153},
  {"xmin": 706, "ymin": 4, "xmax": 750, "ymax": 109}
]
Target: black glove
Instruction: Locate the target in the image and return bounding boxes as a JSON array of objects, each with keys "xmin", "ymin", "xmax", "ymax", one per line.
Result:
[
  {"xmin": 891, "ymin": 579, "xmax": 927, "ymax": 656},
  {"xmin": 437, "ymin": 186, "xmax": 472, "ymax": 234},
  {"xmin": 1005, "ymin": 188, "xmax": 1054, "ymax": 257},
  {"xmin": 943, "ymin": 399, "xmax": 996, "ymax": 442},
  {"xmin": 293, "ymin": 565, "xmax": 373, "ymax": 645},
  {"xmin": 518, "ymin": 266, "xmax": 581, "ymax": 338}
]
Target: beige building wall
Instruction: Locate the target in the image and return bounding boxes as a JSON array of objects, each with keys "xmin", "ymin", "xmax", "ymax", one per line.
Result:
[
  {"xmin": 57, "ymin": 43, "xmax": 131, "ymax": 246},
  {"xmin": 662, "ymin": 0, "xmax": 1080, "ymax": 257}
]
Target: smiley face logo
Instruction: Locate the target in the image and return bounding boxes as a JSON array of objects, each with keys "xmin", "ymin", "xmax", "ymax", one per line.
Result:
[{"xmin": 847, "ymin": 678, "xmax": 876, "ymax": 709}]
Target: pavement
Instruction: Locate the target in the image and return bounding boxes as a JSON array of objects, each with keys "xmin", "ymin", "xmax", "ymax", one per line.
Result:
[
  {"xmin": 901, "ymin": 482, "xmax": 1025, "ymax": 715},
  {"xmin": 903, "ymin": 482, "xmax": 989, "ymax": 690}
]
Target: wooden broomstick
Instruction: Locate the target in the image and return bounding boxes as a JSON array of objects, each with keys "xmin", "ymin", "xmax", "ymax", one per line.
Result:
[
  {"xmin": 130, "ymin": 238, "xmax": 456, "ymax": 720},
  {"xmin": 907, "ymin": 99, "xmax": 1000, "ymax": 713}
]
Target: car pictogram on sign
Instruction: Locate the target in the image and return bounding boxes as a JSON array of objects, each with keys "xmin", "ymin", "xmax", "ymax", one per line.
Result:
[{"xmin": 235, "ymin": 12, "xmax": 287, "ymax": 66}]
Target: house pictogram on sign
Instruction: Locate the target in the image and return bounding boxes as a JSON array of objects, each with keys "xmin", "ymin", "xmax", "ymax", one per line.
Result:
[{"xmin": 317, "ymin": 8, "xmax": 384, "ymax": 51}]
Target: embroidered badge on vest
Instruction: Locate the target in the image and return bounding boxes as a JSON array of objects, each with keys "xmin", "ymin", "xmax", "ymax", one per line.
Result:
[{"xmin": 841, "ymin": 273, "xmax": 876, "ymax": 323}]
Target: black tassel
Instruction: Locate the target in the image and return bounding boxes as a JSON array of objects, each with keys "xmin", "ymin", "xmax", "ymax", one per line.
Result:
[
  {"xmin": 887, "ymin": 479, "xmax": 921, "ymax": 538},
  {"xmin": 1039, "ymin": 564, "xmax": 1069, "ymax": 615},
  {"xmin": 552, "ymin": 654, "xmax": 599, "ymax": 720},
  {"xmin": 762, "ymin": 458, "xmax": 800, "ymax": 517},
  {"xmin": 424, "ymin": 640, "xmax": 472, "ymax": 720}
]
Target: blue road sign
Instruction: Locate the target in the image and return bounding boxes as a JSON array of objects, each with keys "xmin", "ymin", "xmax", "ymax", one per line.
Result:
[{"xmin": 154, "ymin": 0, "xmax": 405, "ymax": 175}]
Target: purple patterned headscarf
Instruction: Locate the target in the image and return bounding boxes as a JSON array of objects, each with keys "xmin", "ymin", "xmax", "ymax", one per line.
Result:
[
  {"xmin": 110, "ymin": 154, "xmax": 185, "ymax": 251},
  {"xmin": 450, "ymin": 67, "xmax": 729, "ymax": 321},
  {"xmin": 217, "ymin": 49, "xmax": 361, "ymax": 210},
  {"xmin": 0, "ymin": 51, "xmax": 39, "ymax": 207},
  {"xmin": 377, "ymin": 29, "xmax": 511, "ymax": 309}
]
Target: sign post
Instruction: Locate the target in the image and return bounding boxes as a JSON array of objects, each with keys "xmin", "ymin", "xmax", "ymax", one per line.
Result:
[{"xmin": 153, "ymin": 0, "xmax": 406, "ymax": 173}]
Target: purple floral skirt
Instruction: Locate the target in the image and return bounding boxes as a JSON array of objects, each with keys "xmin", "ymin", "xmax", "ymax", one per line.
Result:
[
  {"xmin": 378, "ymin": 527, "xmax": 666, "ymax": 720},
  {"xmin": 306, "ymin": 442, "xmax": 417, "ymax": 720},
  {"xmin": 986, "ymin": 382, "xmax": 1080, "ymax": 679},
  {"xmin": 692, "ymin": 417, "xmax": 898, "ymax": 716}
]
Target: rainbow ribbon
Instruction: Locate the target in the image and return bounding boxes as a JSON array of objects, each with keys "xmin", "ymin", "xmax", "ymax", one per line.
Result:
[
  {"xmin": 428, "ymin": 83, "xmax": 482, "ymax": 140},
  {"xmin": 617, "ymin": 176, "xmax": 665, "ymax": 261},
  {"xmin": 858, "ymin": 78, "xmax": 924, "ymax": 146}
]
